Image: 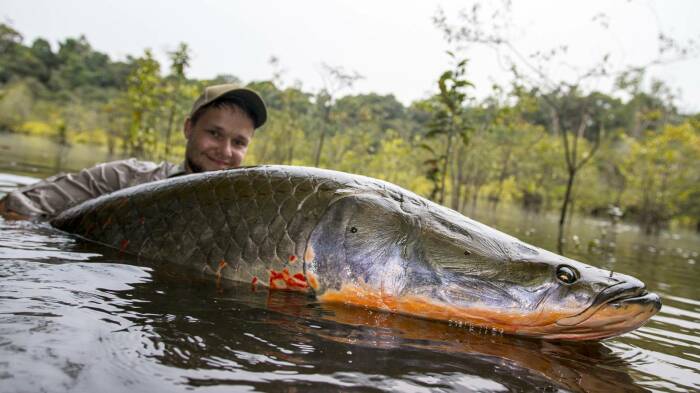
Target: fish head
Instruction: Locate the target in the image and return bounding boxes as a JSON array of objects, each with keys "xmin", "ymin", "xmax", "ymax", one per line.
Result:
[
  {"xmin": 305, "ymin": 192, "xmax": 660, "ymax": 340},
  {"xmin": 417, "ymin": 205, "xmax": 661, "ymax": 340}
]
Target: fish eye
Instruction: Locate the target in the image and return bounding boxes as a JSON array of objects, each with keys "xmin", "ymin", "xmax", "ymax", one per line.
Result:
[
  {"xmin": 350, "ymin": 227, "xmax": 358, "ymax": 233},
  {"xmin": 556, "ymin": 265, "xmax": 579, "ymax": 284},
  {"xmin": 464, "ymin": 250, "xmax": 471, "ymax": 256}
]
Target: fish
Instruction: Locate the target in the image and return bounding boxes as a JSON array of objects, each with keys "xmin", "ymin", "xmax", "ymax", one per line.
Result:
[{"xmin": 50, "ymin": 165, "xmax": 661, "ymax": 341}]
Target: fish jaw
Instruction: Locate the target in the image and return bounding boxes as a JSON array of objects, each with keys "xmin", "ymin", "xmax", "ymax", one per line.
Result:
[
  {"xmin": 316, "ymin": 282, "xmax": 661, "ymax": 341},
  {"xmin": 544, "ymin": 272, "xmax": 662, "ymax": 340},
  {"xmin": 541, "ymin": 291, "xmax": 662, "ymax": 340}
]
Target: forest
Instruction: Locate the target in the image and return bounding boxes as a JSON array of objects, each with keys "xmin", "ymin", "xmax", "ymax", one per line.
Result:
[{"xmin": 0, "ymin": 19, "xmax": 698, "ymax": 242}]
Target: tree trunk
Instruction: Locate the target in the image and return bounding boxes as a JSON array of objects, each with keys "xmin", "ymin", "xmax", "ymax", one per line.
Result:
[
  {"xmin": 163, "ymin": 106, "xmax": 176, "ymax": 160},
  {"xmin": 287, "ymin": 141, "xmax": 294, "ymax": 165},
  {"xmin": 492, "ymin": 148, "xmax": 512, "ymax": 208},
  {"xmin": 439, "ymin": 123, "xmax": 455, "ymax": 205},
  {"xmin": 471, "ymin": 185, "xmax": 481, "ymax": 212},
  {"xmin": 557, "ymin": 169, "xmax": 576, "ymax": 253},
  {"xmin": 451, "ymin": 144, "xmax": 464, "ymax": 210},
  {"xmin": 314, "ymin": 106, "xmax": 331, "ymax": 167},
  {"xmin": 313, "ymin": 130, "xmax": 326, "ymax": 167}
]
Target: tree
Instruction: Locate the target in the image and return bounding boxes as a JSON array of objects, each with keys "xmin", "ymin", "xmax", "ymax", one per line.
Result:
[
  {"xmin": 0, "ymin": 81, "xmax": 34, "ymax": 130},
  {"xmin": 125, "ymin": 49, "xmax": 162, "ymax": 157},
  {"xmin": 162, "ymin": 43, "xmax": 192, "ymax": 160},
  {"xmin": 313, "ymin": 63, "xmax": 363, "ymax": 167},
  {"xmin": 422, "ymin": 53, "xmax": 474, "ymax": 206},
  {"xmin": 0, "ymin": 23, "xmax": 45, "ymax": 85},
  {"xmin": 622, "ymin": 122, "xmax": 700, "ymax": 234},
  {"xmin": 546, "ymin": 89, "xmax": 601, "ymax": 251}
]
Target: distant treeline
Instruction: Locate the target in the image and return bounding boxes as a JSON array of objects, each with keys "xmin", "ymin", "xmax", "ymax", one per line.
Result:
[{"xmin": 0, "ymin": 23, "xmax": 698, "ymax": 235}]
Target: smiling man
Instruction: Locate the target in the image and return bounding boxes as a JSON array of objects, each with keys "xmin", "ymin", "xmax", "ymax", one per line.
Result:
[
  {"xmin": 184, "ymin": 85, "xmax": 265, "ymax": 173},
  {"xmin": 0, "ymin": 84, "xmax": 267, "ymax": 220}
]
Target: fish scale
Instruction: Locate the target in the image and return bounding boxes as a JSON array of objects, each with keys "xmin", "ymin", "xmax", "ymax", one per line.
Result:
[{"xmin": 52, "ymin": 166, "xmax": 351, "ymax": 285}]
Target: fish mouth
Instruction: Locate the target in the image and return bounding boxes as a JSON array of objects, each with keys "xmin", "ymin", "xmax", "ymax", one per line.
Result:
[
  {"xmin": 548, "ymin": 282, "xmax": 662, "ymax": 340},
  {"xmin": 607, "ymin": 290, "xmax": 661, "ymax": 309},
  {"xmin": 557, "ymin": 282, "xmax": 653, "ymax": 326}
]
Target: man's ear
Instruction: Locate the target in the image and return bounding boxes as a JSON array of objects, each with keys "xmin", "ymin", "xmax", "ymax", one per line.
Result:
[{"xmin": 184, "ymin": 117, "xmax": 193, "ymax": 139}]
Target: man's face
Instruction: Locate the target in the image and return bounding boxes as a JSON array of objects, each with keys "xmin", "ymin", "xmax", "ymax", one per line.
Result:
[{"xmin": 183, "ymin": 106, "xmax": 255, "ymax": 173}]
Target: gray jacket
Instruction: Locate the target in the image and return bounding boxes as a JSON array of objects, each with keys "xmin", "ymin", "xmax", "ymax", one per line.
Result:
[{"xmin": 4, "ymin": 158, "xmax": 184, "ymax": 219}]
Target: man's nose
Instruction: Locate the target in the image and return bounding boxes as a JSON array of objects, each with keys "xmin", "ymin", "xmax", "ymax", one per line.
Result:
[{"xmin": 219, "ymin": 141, "xmax": 235, "ymax": 157}]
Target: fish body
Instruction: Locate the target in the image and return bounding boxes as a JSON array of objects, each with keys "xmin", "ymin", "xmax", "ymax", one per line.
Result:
[{"xmin": 51, "ymin": 165, "xmax": 661, "ymax": 340}]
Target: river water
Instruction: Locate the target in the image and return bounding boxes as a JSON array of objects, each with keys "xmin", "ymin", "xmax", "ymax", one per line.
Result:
[{"xmin": 0, "ymin": 133, "xmax": 698, "ymax": 392}]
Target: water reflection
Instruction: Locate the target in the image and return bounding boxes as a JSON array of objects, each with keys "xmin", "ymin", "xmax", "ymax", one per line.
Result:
[
  {"xmin": 101, "ymin": 270, "xmax": 653, "ymax": 392},
  {"xmin": 0, "ymin": 230, "xmax": 655, "ymax": 393}
]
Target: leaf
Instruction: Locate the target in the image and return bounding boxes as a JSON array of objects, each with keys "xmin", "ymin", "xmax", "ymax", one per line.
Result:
[
  {"xmin": 425, "ymin": 128, "xmax": 446, "ymax": 138},
  {"xmin": 418, "ymin": 143, "xmax": 437, "ymax": 154},
  {"xmin": 459, "ymin": 131, "xmax": 470, "ymax": 145}
]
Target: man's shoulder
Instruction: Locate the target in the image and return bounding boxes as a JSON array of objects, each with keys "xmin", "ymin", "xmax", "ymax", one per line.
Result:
[
  {"xmin": 98, "ymin": 158, "xmax": 169, "ymax": 170},
  {"xmin": 94, "ymin": 158, "xmax": 182, "ymax": 177}
]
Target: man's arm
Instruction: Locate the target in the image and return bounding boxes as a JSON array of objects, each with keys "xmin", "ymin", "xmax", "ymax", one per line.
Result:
[{"xmin": 1, "ymin": 159, "xmax": 181, "ymax": 220}]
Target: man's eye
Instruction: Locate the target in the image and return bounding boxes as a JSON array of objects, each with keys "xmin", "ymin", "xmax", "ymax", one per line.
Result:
[{"xmin": 208, "ymin": 130, "xmax": 221, "ymax": 137}]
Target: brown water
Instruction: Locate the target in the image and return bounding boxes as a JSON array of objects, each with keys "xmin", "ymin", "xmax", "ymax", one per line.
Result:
[{"xmin": 1, "ymin": 133, "xmax": 698, "ymax": 392}]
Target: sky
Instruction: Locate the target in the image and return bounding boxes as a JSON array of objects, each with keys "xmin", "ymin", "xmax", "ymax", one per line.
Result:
[{"xmin": 3, "ymin": 0, "xmax": 699, "ymax": 112}]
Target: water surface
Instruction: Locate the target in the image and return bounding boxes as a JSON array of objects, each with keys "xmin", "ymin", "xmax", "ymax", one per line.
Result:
[{"xmin": 1, "ymin": 133, "xmax": 698, "ymax": 392}]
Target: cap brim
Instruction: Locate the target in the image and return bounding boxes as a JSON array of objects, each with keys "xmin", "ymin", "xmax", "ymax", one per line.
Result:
[{"xmin": 220, "ymin": 88, "xmax": 267, "ymax": 129}]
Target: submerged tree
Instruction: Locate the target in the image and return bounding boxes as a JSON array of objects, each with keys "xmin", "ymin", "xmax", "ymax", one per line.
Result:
[{"xmin": 546, "ymin": 90, "xmax": 601, "ymax": 252}]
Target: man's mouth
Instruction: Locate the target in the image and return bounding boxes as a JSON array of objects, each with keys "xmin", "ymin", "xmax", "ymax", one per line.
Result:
[{"xmin": 207, "ymin": 156, "xmax": 232, "ymax": 167}]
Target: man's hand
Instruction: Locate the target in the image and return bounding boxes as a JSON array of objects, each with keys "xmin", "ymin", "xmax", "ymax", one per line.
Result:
[{"xmin": 0, "ymin": 198, "xmax": 29, "ymax": 221}]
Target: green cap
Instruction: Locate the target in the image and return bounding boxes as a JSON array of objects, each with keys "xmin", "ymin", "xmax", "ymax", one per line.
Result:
[{"xmin": 189, "ymin": 84, "xmax": 267, "ymax": 128}]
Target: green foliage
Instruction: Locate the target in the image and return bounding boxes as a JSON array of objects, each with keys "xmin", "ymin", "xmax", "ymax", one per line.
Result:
[
  {"xmin": 126, "ymin": 49, "xmax": 162, "ymax": 156},
  {"xmin": 1, "ymin": 24, "xmax": 699, "ymax": 232},
  {"xmin": 161, "ymin": 43, "xmax": 194, "ymax": 160},
  {"xmin": 0, "ymin": 81, "xmax": 34, "ymax": 130},
  {"xmin": 421, "ymin": 53, "xmax": 474, "ymax": 206},
  {"xmin": 621, "ymin": 122, "xmax": 700, "ymax": 233}
]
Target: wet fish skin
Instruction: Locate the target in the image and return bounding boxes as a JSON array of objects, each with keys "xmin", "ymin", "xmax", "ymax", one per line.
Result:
[
  {"xmin": 51, "ymin": 165, "xmax": 661, "ymax": 340},
  {"xmin": 52, "ymin": 166, "xmax": 345, "ymax": 286}
]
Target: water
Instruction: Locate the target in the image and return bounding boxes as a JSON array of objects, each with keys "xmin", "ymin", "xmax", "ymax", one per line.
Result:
[{"xmin": 1, "ymin": 133, "xmax": 699, "ymax": 392}]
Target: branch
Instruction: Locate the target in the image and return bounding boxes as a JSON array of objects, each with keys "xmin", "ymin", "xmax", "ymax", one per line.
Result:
[
  {"xmin": 577, "ymin": 122, "xmax": 601, "ymax": 170},
  {"xmin": 571, "ymin": 113, "xmax": 589, "ymax": 170},
  {"xmin": 557, "ymin": 112, "xmax": 574, "ymax": 171}
]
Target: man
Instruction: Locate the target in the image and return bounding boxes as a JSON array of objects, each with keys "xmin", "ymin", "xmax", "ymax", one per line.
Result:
[{"xmin": 0, "ymin": 84, "xmax": 267, "ymax": 220}]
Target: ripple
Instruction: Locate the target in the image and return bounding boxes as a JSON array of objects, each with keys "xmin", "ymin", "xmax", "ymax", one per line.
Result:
[
  {"xmin": 652, "ymin": 315, "xmax": 700, "ymax": 331},
  {"xmin": 663, "ymin": 294, "xmax": 700, "ymax": 308},
  {"xmin": 658, "ymin": 304, "xmax": 700, "ymax": 320},
  {"xmin": 607, "ymin": 342, "xmax": 700, "ymax": 392},
  {"xmin": 638, "ymin": 327, "xmax": 700, "ymax": 349}
]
